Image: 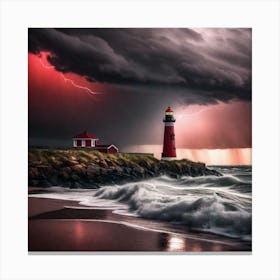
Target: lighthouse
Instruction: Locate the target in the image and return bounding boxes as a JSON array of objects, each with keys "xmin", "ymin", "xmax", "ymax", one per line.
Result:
[{"xmin": 161, "ymin": 106, "xmax": 177, "ymax": 160}]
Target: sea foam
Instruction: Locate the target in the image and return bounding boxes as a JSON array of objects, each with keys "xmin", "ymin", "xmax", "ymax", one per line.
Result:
[{"xmin": 30, "ymin": 166, "xmax": 252, "ymax": 240}]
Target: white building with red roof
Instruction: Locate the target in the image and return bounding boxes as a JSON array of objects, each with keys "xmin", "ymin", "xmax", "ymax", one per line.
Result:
[
  {"xmin": 72, "ymin": 130, "xmax": 118, "ymax": 153},
  {"xmin": 73, "ymin": 131, "xmax": 99, "ymax": 148}
]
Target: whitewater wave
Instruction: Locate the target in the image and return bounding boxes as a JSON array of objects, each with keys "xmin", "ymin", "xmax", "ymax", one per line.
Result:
[
  {"xmin": 29, "ymin": 166, "xmax": 252, "ymax": 240},
  {"xmin": 93, "ymin": 180, "xmax": 251, "ymax": 240}
]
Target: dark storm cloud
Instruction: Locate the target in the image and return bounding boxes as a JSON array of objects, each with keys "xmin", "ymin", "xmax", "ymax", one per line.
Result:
[{"xmin": 28, "ymin": 28, "xmax": 251, "ymax": 104}]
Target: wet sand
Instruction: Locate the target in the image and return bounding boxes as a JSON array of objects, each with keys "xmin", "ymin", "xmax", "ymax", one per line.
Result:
[{"xmin": 28, "ymin": 195, "xmax": 251, "ymax": 252}]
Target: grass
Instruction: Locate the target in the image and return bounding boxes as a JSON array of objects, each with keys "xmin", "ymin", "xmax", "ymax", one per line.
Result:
[{"xmin": 28, "ymin": 147, "xmax": 203, "ymax": 168}]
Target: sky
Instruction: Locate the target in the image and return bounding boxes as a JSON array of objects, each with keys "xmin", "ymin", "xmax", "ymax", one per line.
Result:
[{"xmin": 28, "ymin": 28, "xmax": 252, "ymax": 165}]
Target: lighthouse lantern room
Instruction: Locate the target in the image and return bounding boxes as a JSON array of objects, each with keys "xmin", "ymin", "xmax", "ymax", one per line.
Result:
[{"xmin": 161, "ymin": 106, "xmax": 177, "ymax": 160}]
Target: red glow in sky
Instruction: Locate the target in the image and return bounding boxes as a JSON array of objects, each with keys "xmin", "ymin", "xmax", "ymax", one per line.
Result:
[
  {"xmin": 28, "ymin": 51, "xmax": 251, "ymax": 165},
  {"xmin": 123, "ymin": 145, "xmax": 251, "ymax": 165},
  {"xmin": 29, "ymin": 52, "xmax": 103, "ymax": 99},
  {"xmin": 175, "ymin": 102, "xmax": 251, "ymax": 149}
]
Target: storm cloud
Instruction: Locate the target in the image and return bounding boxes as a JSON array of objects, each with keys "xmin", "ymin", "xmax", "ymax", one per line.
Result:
[
  {"xmin": 28, "ymin": 28, "xmax": 251, "ymax": 105},
  {"xmin": 28, "ymin": 28, "xmax": 251, "ymax": 150}
]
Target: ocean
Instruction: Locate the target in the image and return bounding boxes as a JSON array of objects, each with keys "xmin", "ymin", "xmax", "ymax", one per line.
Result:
[{"xmin": 29, "ymin": 165, "xmax": 252, "ymax": 241}]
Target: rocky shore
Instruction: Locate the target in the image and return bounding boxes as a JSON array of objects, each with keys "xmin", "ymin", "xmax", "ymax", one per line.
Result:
[{"xmin": 28, "ymin": 148, "xmax": 221, "ymax": 188}]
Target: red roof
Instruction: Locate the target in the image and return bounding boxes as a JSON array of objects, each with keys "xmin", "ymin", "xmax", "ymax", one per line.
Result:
[
  {"xmin": 165, "ymin": 106, "xmax": 173, "ymax": 112},
  {"xmin": 73, "ymin": 131, "xmax": 98, "ymax": 139}
]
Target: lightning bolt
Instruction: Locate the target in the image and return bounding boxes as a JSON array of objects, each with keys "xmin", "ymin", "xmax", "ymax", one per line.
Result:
[
  {"xmin": 39, "ymin": 58, "xmax": 55, "ymax": 70},
  {"xmin": 39, "ymin": 57, "xmax": 101, "ymax": 97},
  {"xmin": 60, "ymin": 74, "xmax": 98, "ymax": 97}
]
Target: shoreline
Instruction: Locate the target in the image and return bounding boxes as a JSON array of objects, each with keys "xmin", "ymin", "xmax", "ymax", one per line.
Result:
[{"xmin": 28, "ymin": 194, "xmax": 251, "ymax": 252}]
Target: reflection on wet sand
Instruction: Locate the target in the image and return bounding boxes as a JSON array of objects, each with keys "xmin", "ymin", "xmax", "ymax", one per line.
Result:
[
  {"xmin": 158, "ymin": 233, "xmax": 223, "ymax": 252},
  {"xmin": 74, "ymin": 221, "xmax": 85, "ymax": 247},
  {"xmin": 167, "ymin": 235, "xmax": 186, "ymax": 251},
  {"xmin": 28, "ymin": 198, "xmax": 251, "ymax": 252},
  {"xmin": 29, "ymin": 218, "xmax": 247, "ymax": 252},
  {"xmin": 158, "ymin": 233, "xmax": 186, "ymax": 251}
]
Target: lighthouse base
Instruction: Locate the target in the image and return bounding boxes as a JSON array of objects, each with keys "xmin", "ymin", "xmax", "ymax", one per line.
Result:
[{"xmin": 161, "ymin": 157, "xmax": 177, "ymax": 161}]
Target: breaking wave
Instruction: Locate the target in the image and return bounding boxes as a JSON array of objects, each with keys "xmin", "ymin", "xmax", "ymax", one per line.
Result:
[
  {"xmin": 93, "ymin": 179, "xmax": 251, "ymax": 239},
  {"xmin": 30, "ymin": 166, "xmax": 252, "ymax": 240}
]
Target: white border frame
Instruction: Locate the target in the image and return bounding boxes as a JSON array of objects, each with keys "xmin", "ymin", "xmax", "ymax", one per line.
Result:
[{"xmin": 1, "ymin": 0, "xmax": 280, "ymax": 279}]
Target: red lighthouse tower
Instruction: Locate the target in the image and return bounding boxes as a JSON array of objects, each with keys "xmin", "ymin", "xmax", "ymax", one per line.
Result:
[{"xmin": 162, "ymin": 106, "xmax": 177, "ymax": 160}]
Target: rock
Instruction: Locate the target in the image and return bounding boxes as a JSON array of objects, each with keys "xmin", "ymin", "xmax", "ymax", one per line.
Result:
[
  {"xmin": 29, "ymin": 167, "xmax": 39, "ymax": 178},
  {"xmin": 69, "ymin": 160, "xmax": 79, "ymax": 165},
  {"xmin": 82, "ymin": 183, "xmax": 99, "ymax": 189},
  {"xmin": 29, "ymin": 179, "xmax": 39, "ymax": 186},
  {"xmin": 38, "ymin": 179, "xmax": 52, "ymax": 187},
  {"xmin": 111, "ymin": 166, "xmax": 124, "ymax": 175},
  {"xmin": 70, "ymin": 181, "xmax": 83, "ymax": 188},
  {"xmin": 36, "ymin": 165, "xmax": 53, "ymax": 179},
  {"xmin": 150, "ymin": 164, "xmax": 160, "ymax": 173},
  {"xmin": 99, "ymin": 160, "xmax": 108, "ymax": 168},
  {"xmin": 206, "ymin": 168, "xmax": 222, "ymax": 176},
  {"xmin": 49, "ymin": 175, "xmax": 58, "ymax": 185},
  {"xmin": 168, "ymin": 172, "xmax": 180, "ymax": 179},
  {"xmin": 62, "ymin": 182, "xmax": 72, "ymax": 188},
  {"xmin": 61, "ymin": 167, "xmax": 72, "ymax": 179},
  {"xmin": 71, "ymin": 174, "xmax": 80, "ymax": 181},
  {"xmin": 62, "ymin": 172, "xmax": 69, "ymax": 180},
  {"xmin": 105, "ymin": 159, "xmax": 115, "ymax": 167},
  {"xmin": 88, "ymin": 178, "xmax": 97, "ymax": 185},
  {"xmin": 99, "ymin": 167, "xmax": 109, "ymax": 175},
  {"xmin": 72, "ymin": 164, "xmax": 86, "ymax": 175},
  {"xmin": 123, "ymin": 167, "xmax": 132, "ymax": 174},
  {"xmin": 145, "ymin": 170, "xmax": 155, "ymax": 177},
  {"xmin": 87, "ymin": 165, "xmax": 100, "ymax": 177},
  {"xmin": 28, "ymin": 148, "xmax": 222, "ymax": 188},
  {"xmin": 61, "ymin": 159, "xmax": 79, "ymax": 166},
  {"xmin": 133, "ymin": 166, "xmax": 145, "ymax": 174}
]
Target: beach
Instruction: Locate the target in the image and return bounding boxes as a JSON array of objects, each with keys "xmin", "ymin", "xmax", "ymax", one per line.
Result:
[{"xmin": 28, "ymin": 190, "xmax": 251, "ymax": 252}]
